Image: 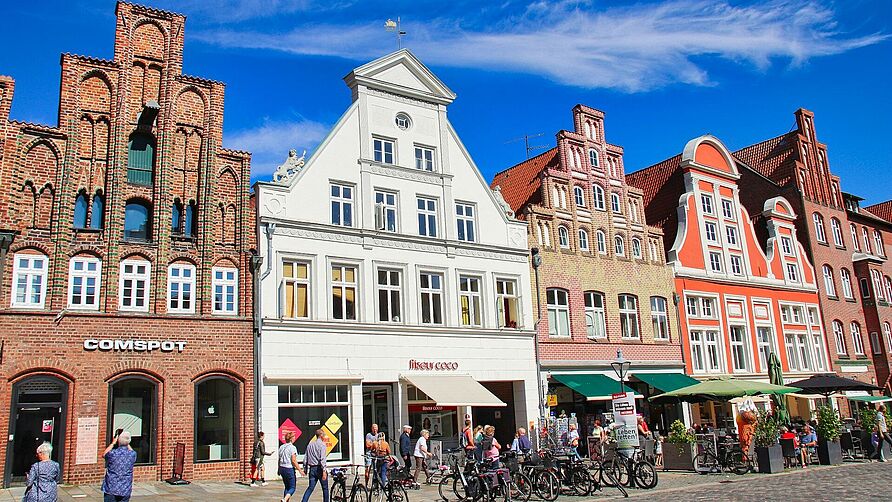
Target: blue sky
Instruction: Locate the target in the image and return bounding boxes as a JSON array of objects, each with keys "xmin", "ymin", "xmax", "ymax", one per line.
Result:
[{"xmin": 3, "ymin": 1, "xmax": 891, "ymax": 204}]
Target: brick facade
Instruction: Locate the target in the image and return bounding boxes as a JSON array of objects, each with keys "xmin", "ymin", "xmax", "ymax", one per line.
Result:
[{"xmin": 0, "ymin": 2, "xmax": 255, "ymax": 486}]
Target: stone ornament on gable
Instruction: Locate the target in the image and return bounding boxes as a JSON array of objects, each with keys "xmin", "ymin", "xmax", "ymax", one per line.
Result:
[
  {"xmin": 492, "ymin": 185, "xmax": 515, "ymax": 219},
  {"xmin": 272, "ymin": 149, "xmax": 307, "ymax": 184}
]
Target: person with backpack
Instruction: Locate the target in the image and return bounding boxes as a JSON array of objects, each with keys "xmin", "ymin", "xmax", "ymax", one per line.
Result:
[
  {"xmin": 481, "ymin": 425, "xmax": 501, "ymax": 467},
  {"xmin": 460, "ymin": 419, "xmax": 475, "ymax": 454},
  {"xmin": 473, "ymin": 425, "xmax": 485, "ymax": 461},
  {"xmin": 511, "ymin": 428, "xmax": 532, "ymax": 454}
]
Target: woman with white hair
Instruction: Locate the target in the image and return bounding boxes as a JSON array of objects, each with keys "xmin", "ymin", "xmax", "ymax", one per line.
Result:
[
  {"xmin": 101, "ymin": 430, "xmax": 137, "ymax": 502},
  {"xmin": 22, "ymin": 442, "xmax": 60, "ymax": 502}
]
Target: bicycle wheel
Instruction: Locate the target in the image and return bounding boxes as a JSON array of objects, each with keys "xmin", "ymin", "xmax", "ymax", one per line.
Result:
[
  {"xmin": 599, "ymin": 458, "xmax": 626, "ymax": 488},
  {"xmin": 387, "ymin": 482, "xmax": 409, "ymax": 502},
  {"xmin": 533, "ymin": 470, "xmax": 559, "ymax": 502},
  {"xmin": 729, "ymin": 449, "xmax": 750, "ymax": 475},
  {"xmin": 452, "ymin": 474, "xmax": 471, "ymax": 501},
  {"xmin": 693, "ymin": 452, "xmax": 715, "ymax": 474},
  {"xmin": 510, "ymin": 472, "xmax": 532, "ymax": 502},
  {"xmin": 633, "ymin": 461, "xmax": 658, "ymax": 489},
  {"xmin": 569, "ymin": 466, "xmax": 593, "ymax": 496},
  {"xmin": 332, "ymin": 482, "xmax": 347, "ymax": 502},
  {"xmin": 439, "ymin": 474, "xmax": 455, "ymax": 501},
  {"xmin": 351, "ymin": 485, "xmax": 369, "ymax": 502},
  {"xmin": 369, "ymin": 486, "xmax": 387, "ymax": 502}
]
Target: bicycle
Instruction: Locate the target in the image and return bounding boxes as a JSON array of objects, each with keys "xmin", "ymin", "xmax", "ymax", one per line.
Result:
[
  {"xmin": 599, "ymin": 445, "xmax": 657, "ymax": 489},
  {"xmin": 693, "ymin": 435, "xmax": 751, "ymax": 475},
  {"xmin": 438, "ymin": 448, "xmax": 474, "ymax": 501},
  {"xmin": 539, "ymin": 448, "xmax": 594, "ymax": 496},
  {"xmin": 366, "ymin": 454, "xmax": 409, "ymax": 502},
  {"xmin": 518, "ymin": 452, "xmax": 558, "ymax": 502},
  {"xmin": 331, "ymin": 465, "xmax": 369, "ymax": 502}
]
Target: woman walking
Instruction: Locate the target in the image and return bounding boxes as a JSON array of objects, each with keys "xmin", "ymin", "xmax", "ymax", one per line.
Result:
[
  {"xmin": 250, "ymin": 431, "xmax": 273, "ymax": 487},
  {"xmin": 279, "ymin": 431, "xmax": 305, "ymax": 502},
  {"xmin": 22, "ymin": 442, "xmax": 60, "ymax": 502},
  {"xmin": 413, "ymin": 429, "xmax": 432, "ymax": 483}
]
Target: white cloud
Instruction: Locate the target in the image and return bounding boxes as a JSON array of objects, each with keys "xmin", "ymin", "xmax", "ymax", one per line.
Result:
[
  {"xmin": 226, "ymin": 119, "xmax": 330, "ymax": 176},
  {"xmin": 195, "ymin": 0, "xmax": 887, "ymax": 91}
]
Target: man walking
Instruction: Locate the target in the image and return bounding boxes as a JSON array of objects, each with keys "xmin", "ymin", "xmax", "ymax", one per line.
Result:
[
  {"xmin": 364, "ymin": 423, "xmax": 379, "ymax": 484},
  {"xmin": 301, "ymin": 429, "xmax": 330, "ymax": 502},
  {"xmin": 877, "ymin": 404, "xmax": 892, "ymax": 462},
  {"xmin": 399, "ymin": 425, "xmax": 413, "ymax": 478}
]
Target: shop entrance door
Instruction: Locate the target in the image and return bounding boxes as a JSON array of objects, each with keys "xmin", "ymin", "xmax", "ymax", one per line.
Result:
[
  {"xmin": 5, "ymin": 376, "xmax": 68, "ymax": 487},
  {"xmin": 362, "ymin": 386, "xmax": 394, "ymax": 443}
]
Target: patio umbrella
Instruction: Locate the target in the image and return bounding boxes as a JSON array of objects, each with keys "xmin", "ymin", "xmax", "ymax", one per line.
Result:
[
  {"xmin": 768, "ymin": 352, "xmax": 790, "ymax": 424},
  {"xmin": 649, "ymin": 377, "xmax": 800, "ymax": 403},
  {"xmin": 786, "ymin": 374, "xmax": 880, "ymax": 397}
]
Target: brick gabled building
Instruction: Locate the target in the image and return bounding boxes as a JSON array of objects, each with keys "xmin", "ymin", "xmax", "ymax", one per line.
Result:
[
  {"xmin": 732, "ymin": 109, "xmax": 878, "ymax": 403},
  {"xmin": 843, "ymin": 195, "xmax": 892, "ymax": 392},
  {"xmin": 0, "ymin": 2, "xmax": 255, "ymax": 486},
  {"xmin": 492, "ymin": 105, "xmax": 686, "ymax": 435},
  {"xmin": 629, "ymin": 135, "xmax": 833, "ymax": 426}
]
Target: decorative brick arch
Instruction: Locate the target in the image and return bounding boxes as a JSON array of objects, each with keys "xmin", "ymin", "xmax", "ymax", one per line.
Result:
[
  {"xmin": 191, "ymin": 367, "xmax": 246, "ymax": 384},
  {"xmin": 167, "ymin": 253, "xmax": 198, "ymax": 267},
  {"xmin": 104, "ymin": 365, "xmax": 165, "ymax": 384},
  {"xmin": 8, "ymin": 361, "xmax": 78, "ymax": 384},
  {"xmin": 9, "ymin": 242, "xmax": 51, "ymax": 257},
  {"xmin": 119, "ymin": 250, "xmax": 154, "ymax": 263},
  {"xmin": 68, "ymin": 247, "xmax": 104, "ymax": 260}
]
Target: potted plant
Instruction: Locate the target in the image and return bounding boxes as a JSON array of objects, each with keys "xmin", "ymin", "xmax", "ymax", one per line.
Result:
[
  {"xmin": 815, "ymin": 404, "xmax": 842, "ymax": 465},
  {"xmin": 753, "ymin": 409, "xmax": 783, "ymax": 474},
  {"xmin": 859, "ymin": 406, "xmax": 879, "ymax": 459},
  {"xmin": 661, "ymin": 419, "xmax": 697, "ymax": 471}
]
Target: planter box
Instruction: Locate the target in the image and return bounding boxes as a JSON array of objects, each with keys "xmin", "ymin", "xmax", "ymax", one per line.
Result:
[
  {"xmin": 756, "ymin": 444, "xmax": 783, "ymax": 474},
  {"xmin": 817, "ymin": 439, "xmax": 842, "ymax": 465},
  {"xmin": 662, "ymin": 442, "xmax": 696, "ymax": 471}
]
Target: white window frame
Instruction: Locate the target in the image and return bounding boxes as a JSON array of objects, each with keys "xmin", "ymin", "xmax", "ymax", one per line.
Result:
[
  {"xmin": 455, "ymin": 202, "xmax": 476, "ymax": 242},
  {"xmin": 851, "ymin": 322, "xmax": 865, "ymax": 355},
  {"xmin": 726, "ymin": 226, "xmax": 738, "ymax": 247},
  {"xmin": 578, "ymin": 229, "xmax": 590, "ymax": 252},
  {"xmin": 212, "ymin": 266, "xmax": 238, "ymax": 315},
  {"xmin": 841, "ymin": 268, "xmax": 854, "ymax": 299},
  {"xmin": 416, "ymin": 196, "xmax": 438, "ymax": 238},
  {"xmin": 885, "ymin": 276, "xmax": 892, "ymax": 302},
  {"xmin": 875, "ymin": 230, "xmax": 885, "ymax": 257},
  {"xmin": 832, "ymin": 320, "xmax": 846, "ymax": 355},
  {"xmin": 374, "ymin": 190, "xmax": 398, "ymax": 232},
  {"xmin": 690, "ymin": 330, "xmax": 705, "ymax": 373},
  {"xmin": 373, "ymin": 136, "xmax": 395, "ymax": 164},
  {"xmin": 685, "ymin": 297, "xmax": 698, "ymax": 317},
  {"xmin": 786, "ymin": 263, "xmax": 800, "ymax": 282},
  {"xmin": 459, "ymin": 275, "xmax": 483, "ymax": 327},
  {"xmin": 651, "ymin": 296, "xmax": 669, "ymax": 341},
  {"xmin": 167, "ymin": 263, "xmax": 196, "ymax": 314},
  {"xmin": 589, "ymin": 149, "xmax": 599, "ymax": 169},
  {"xmin": 619, "ymin": 294, "xmax": 640, "ymax": 340},
  {"xmin": 632, "ymin": 238, "xmax": 642, "ymax": 259},
  {"xmin": 704, "ymin": 222, "xmax": 718, "ymax": 243},
  {"xmin": 704, "ymin": 330, "xmax": 723, "ymax": 373},
  {"xmin": 709, "ymin": 252, "xmax": 723, "ymax": 272},
  {"xmin": 611, "ymin": 193, "xmax": 621, "ymax": 214},
  {"xmin": 376, "ymin": 268, "xmax": 403, "ymax": 323},
  {"xmin": 700, "ymin": 193, "xmax": 714, "ymax": 215},
  {"xmin": 851, "ymin": 224, "xmax": 860, "ymax": 251},
  {"xmin": 730, "ymin": 255, "xmax": 743, "ymax": 276},
  {"xmin": 596, "ymin": 230, "xmax": 607, "ymax": 254},
  {"xmin": 729, "ymin": 325, "xmax": 751, "ymax": 373},
  {"xmin": 573, "ymin": 186, "xmax": 585, "ymax": 207},
  {"xmin": 831, "ymin": 218, "xmax": 844, "ymax": 247},
  {"xmin": 331, "ymin": 264, "xmax": 358, "ymax": 321},
  {"xmin": 614, "ymin": 235, "xmax": 625, "ymax": 256},
  {"xmin": 795, "ymin": 333, "xmax": 813, "ymax": 370},
  {"xmin": 862, "ymin": 227, "xmax": 872, "ymax": 254},
  {"xmin": 330, "ymin": 183, "xmax": 354, "ymax": 227},
  {"xmin": 813, "ymin": 213, "xmax": 827, "ymax": 243},
  {"xmin": 823, "ymin": 265, "xmax": 836, "ymax": 297},
  {"xmin": 721, "ymin": 198, "xmax": 735, "ymax": 220},
  {"xmin": 784, "ymin": 333, "xmax": 799, "ymax": 371},
  {"xmin": 781, "ymin": 237, "xmax": 794, "ymax": 256},
  {"xmin": 414, "ymin": 145, "xmax": 435, "ymax": 171},
  {"xmin": 558, "ymin": 226, "xmax": 570, "ymax": 249},
  {"xmin": 756, "ymin": 326, "xmax": 775, "ymax": 372},
  {"xmin": 11, "ymin": 253, "xmax": 48, "ymax": 308},
  {"xmin": 419, "ymin": 272, "xmax": 444, "ymax": 325},
  {"xmin": 546, "ymin": 288, "xmax": 570, "ymax": 337},
  {"xmin": 119, "ymin": 259, "xmax": 151, "ymax": 312},
  {"xmin": 496, "ymin": 278, "xmax": 521, "ymax": 329},
  {"xmin": 585, "ymin": 291, "xmax": 606, "ymax": 340},
  {"xmin": 282, "ymin": 259, "xmax": 311, "ymax": 319},
  {"xmin": 67, "ymin": 256, "xmax": 101, "ymax": 310},
  {"xmin": 701, "ymin": 297, "xmax": 715, "ymax": 318},
  {"xmin": 593, "ymin": 185, "xmax": 605, "ymax": 211},
  {"xmin": 883, "ymin": 322, "xmax": 892, "ymax": 355}
]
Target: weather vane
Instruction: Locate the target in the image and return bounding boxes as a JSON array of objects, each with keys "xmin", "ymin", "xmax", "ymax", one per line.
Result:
[{"xmin": 385, "ymin": 17, "xmax": 407, "ymax": 49}]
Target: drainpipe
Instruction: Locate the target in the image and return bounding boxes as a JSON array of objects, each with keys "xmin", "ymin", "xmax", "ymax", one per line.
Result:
[{"xmin": 253, "ymin": 221, "xmax": 275, "ymax": 434}]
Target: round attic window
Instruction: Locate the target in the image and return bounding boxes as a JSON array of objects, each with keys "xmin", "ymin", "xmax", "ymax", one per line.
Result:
[{"xmin": 395, "ymin": 112, "xmax": 412, "ymax": 130}]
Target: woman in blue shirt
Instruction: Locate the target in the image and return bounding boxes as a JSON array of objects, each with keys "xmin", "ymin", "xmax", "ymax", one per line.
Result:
[
  {"xmin": 23, "ymin": 442, "xmax": 60, "ymax": 502},
  {"xmin": 102, "ymin": 430, "xmax": 137, "ymax": 502}
]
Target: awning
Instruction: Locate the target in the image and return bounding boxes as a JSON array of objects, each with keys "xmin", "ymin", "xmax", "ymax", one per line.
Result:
[
  {"xmin": 632, "ymin": 372, "xmax": 698, "ymax": 393},
  {"xmin": 552, "ymin": 374, "xmax": 636, "ymax": 401},
  {"xmin": 848, "ymin": 395, "xmax": 892, "ymax": 404},
  {"xmin": 402, "ymin": 375, "xmax": 505, "ymax": 407}
]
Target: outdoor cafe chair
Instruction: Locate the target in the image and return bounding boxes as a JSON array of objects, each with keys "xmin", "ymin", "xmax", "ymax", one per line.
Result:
[{"xmin": 780, "ymin": 438, "xmax": 798, "ymax": 468}]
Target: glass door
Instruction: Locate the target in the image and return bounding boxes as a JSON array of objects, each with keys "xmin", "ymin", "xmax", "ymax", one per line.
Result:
[{"xmin": 362, "ymin": 386, "xmax": 393, "ymax": 443}]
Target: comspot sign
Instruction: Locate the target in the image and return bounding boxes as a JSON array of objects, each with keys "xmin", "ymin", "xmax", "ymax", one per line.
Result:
[{"xmin": 611, "ymin": 392, "xmax": 639, "ymax": 449}]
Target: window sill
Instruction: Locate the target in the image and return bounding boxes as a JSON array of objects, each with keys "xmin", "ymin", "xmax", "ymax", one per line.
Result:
[
  {"xmin": 845, "ymin": 298, "xmax": 858, "ymax": 303},
  {"xmin": 194, "ymin": 458, "xmax": 239, "ymax": 464},
  {"xmin": 73, "ymin": 227, "xmax": 102, "ymax": 234},
  {"xmin": 172, "ymin": 234, "xmax": 196, "ymax": 243},
  {"xmin": 122, "ymin": 238, "xmax": 154, "ymax": 245},
  {"xmin": 826, "ymin": 295, "xmax": 839, "ymax": 301}
]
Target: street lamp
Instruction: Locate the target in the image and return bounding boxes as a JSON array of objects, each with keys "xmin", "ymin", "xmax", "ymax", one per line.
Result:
[
  {"xmin": 530, "ymin": 247, "xmax": 546, "ymax": 424},
  {"xmin": 610, "ymin": 350, "xmax": 631, "ymax": 394}
]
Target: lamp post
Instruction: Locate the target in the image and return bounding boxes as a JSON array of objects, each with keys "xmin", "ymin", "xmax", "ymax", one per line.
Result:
[
  {"xmin": 610, "ymin": 350, "xmax": 631, "ymax": 395},
  {"xmin": 530, "ymin": 247, "xmax": 546, "ymax": 424}
]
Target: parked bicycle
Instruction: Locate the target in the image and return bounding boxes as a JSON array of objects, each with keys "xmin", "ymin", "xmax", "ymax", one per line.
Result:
[
  {"xmin": 365, "ymin": 454, "xmax": 409, "ymax": 502},
  {"xmin": 694, "ymin": 435, "xmax": 752, "ymax": 475},
  {"xmin": 331, "ymin": 465, "xmax": 368, "ymax": 502},
  {"xmin": 538, "ymin": 448, "xmax": 594, "ymax": 496},
  {"xmin": 599, "ymin": 445, "xmax": 657, "ymax": 490}
]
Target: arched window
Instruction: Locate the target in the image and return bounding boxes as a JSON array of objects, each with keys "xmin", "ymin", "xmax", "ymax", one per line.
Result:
[
  {"xmin": 589, "ymin": 149, "xmax": 599, "ymax": 169},
  {"xmin": 875, "ymin": 230, "xmax": 885, "ymax": 257},
  {"xmin": 851, "ymin": 224, "xmax": 860, "ymax": 250},
  {"xmin": 546, "ymin": 288, "xmax": 570, "ymax": 337},
  {"xmin": 592, "ymin": 185, "xmax": 605, "ymax": 210},
  {"xmin": 573, "ymin": 186, "xmax": 585, "ymax": 207},
  {"xmin": 578, "ymin": 229, "xmax": 589, "ymax": 251},
  {"xmin": 185, "ymin": 201, "xmax": 196, "ymax": 237},
  {"xmin": 172, "ymin": 199, "xmax": 183, "ymax": 234},
  {"xmin": 885, "ymin": 276, "xmax": 892, "ymax": 302},
  {"xmin": 822, "ymin": 265, "xmax": 836, "ymax": 297},
  {"xmin": 127, "ymin": 132, "xmax": 155, "ymax": 186},
  {"xmin": 611, "ymin": 193, "xmax": 622, "ymax": 214},
  {"xmin": 632, "ymin": 238, "xmax": 642, "ymax": 258},
  {"xmin": 813, "ymin": 213, "xmax": 826, "ymax": 243},
  {"xmin": 830, "ymin": 218, "xmax": 843, "ymax": 247},
  {"xmin": 109, "ymin": 377, "xmax": 156, "ymax": 464},
  {"xmin": 851, "ymin": 322, "xmax": 865, "ymax": 355},
  {"xmin": 195, "ymin": 377, "xmax": 239, "ymax": 462},
  {"xmin": 558, "ymin": 226, "xmax": 570, "ymax": 249},
  {"xmin": 862, "ymin": 227, "xmax": 872, "ymax": 254},
  {"xmin": 832, "ymin": 320, "xmax": 846, "ymax": 355},
  {"xmin": 124, "ymin": 200, "xmax": 152, "ymax": 241},
  {"xmin": 90, "ymin": 191, "xmax": 104, "ymax": 229},
  {"xmin": 884, "ymin": 322, "xmax": 892, "ymax": 355},
  {"xmin": 73, "ymin": 191, "xmax": 88, "ymax": 228},
  {"xmin": 840, "ymin": 268, "xmax": 854, "ymax": 299},
  {"xmin": 596, "ymin": 230, "xmax": 607, "ymax": 254},
  {"xmin": 614, "ymin": 235, "xmax": 625, "ymax": 256}
]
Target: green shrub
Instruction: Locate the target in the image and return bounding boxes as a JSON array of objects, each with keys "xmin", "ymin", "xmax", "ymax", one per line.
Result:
[
  {"xmin": 754, "ymin": 409, "xmax": 780, "ymax": 448},
  {"xmin": 667, "ymin": 419, "xmax": 695, "ymax": 444},
  {"xmin": 860, "ymin": 406, "xmax": 877, "ymax": 431},
  {"xmin": 815, "ymin": 404, "xmax": 841, "ymax": 442}
]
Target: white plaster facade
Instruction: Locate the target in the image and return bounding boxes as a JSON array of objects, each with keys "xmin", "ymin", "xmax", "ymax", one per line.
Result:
[{"xmin": 255, "ymin": 50, "xmax": 538, "ymax": 474}]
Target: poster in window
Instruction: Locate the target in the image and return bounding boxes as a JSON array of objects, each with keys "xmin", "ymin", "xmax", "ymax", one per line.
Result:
[
  {"xmin": 423, "ymin": 414, "xmax": 442, "ymax": 437},
  {"xmin": 113, "ymin": 397, "xmax": 143, "ymax": 437}
]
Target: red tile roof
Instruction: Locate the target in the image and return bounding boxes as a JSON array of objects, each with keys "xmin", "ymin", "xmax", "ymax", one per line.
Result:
[
  {"xmin": 864, "ymin": 200, "xmax": 892, "ymax": 223},
  {"xmin": 732, "ymin": 132, "xmax": 798, "ymax": 187},
  {"xmin": 490, "ymin": 148, "xmax": 558, "ymax": 215},
  {"xmin": 626, "ymin": 154, "xmax": 685, "ymax": 246}
]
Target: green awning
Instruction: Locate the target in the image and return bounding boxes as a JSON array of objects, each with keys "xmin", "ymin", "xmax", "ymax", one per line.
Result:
[
  {"xmin": 848, "ymin": 395, "xmax": 892, "ymax": 403},
  {"xmin": 632, "ymin": 372, "xmax": 699, "ymax": 393},
  {"xmin": 552, "ymin": 374, "xmax": 635, "ymax": 401}
]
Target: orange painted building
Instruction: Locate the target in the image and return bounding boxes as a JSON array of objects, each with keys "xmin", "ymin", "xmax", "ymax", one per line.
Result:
[{"xmin": 629, "ymin": 136, "xmax": 833, "ymax": 425}]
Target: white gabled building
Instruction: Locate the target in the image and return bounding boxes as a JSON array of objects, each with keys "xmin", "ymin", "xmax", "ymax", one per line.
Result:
[{"xmin": 255, "ymin": 50, "xmax": 538, "ymax": 472}]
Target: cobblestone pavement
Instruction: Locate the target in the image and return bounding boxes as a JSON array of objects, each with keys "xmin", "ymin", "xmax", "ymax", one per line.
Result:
[{"xmin": 0, "ymin": 462, "xmax": 888, "ymax": 501}]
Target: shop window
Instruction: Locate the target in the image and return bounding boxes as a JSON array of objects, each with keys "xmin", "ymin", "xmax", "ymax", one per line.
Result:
[
  {"xmin": 109, "ymin": 377, "xmax": 156, "ymax": 465},
  {"xmin": 496, "ymin": 278, "xmax": 520, "ymax": 329},
  {"xmin": 195, "ymin": 377, "xmax": 238, "ymax": 462},
  {"xmin": 277, "ymin": 385, "xmax": 350, "ymax": 462}
]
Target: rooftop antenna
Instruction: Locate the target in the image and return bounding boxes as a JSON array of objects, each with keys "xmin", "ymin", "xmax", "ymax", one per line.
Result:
[
  {"xmin": 506, "ymin": 133, "xmax": 547, "ymax": 159},
  {"xmin": 385, "ymin": 18, "xmax": 407, "ymax": 49}
]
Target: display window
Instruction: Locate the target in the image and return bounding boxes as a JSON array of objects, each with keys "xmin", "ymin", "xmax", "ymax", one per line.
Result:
[{"xmin": 277, "ymin": 385, "xmax": 350, "ymax": 462}]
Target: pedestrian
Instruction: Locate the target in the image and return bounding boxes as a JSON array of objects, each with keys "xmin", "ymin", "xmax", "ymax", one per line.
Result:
[
  {"xmin": 22, "ymin": 442, "xmax": 60, "ymax": 502},
  {"xmin": 876, "ymin": 404, "xmax": 892, "ymax": 462},
  {"xmin": 364, "ymin": 424, "xmax": 379, "ymax": 484},
  {"xmin": 101, "ymin": 430, "xmax": 137, "ymax": 502},
  {"xmin": 250, "ymin": 431, "xmax": 273, "ymax": 487},
  {"xmin": 460, "ymin": 418, "xmax": 475, "ymax": 454},
  {"xmin": 399, "ymin": 425, "xmax": 413, "ymax": 479},
  {"xmin": 482, "ymin": 425, "xmax": 501, "ymax": 467},
  {"xmin": 413, "ymin": 429, "xmax": 432, "ymax": 483},
  {"xmin": 279, "ymin": 431, "xmax": 305, "ymax": 502},
  {"xmin": 473, "ymin": 425, "xmax": 485, "ymax": 461},
  {"xmin": 510, "ymin": 427, "xmax": 531, "ymax": 454},
  {"xmin": 567, "ymin": 423, "xmax": 581, "ymax": 460},
  {"xmin": 370, "ymin": 432, "xmax": 392, "ymax": 485},
  {"xmin": 300, "ymin": 429, "xmax": 330, "ymax": 502}
]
